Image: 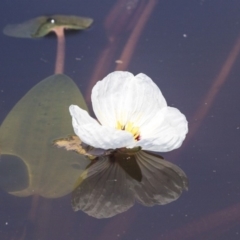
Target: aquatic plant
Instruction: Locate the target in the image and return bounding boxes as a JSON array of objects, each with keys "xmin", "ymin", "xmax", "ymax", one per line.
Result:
[
  {"xmin": 55, "ymin": 71, "xmax": 188, "ymax": 218},
  {"xmin": 3, "ymin": 15, "xmax": 93, "ymax": 74},
  {"xmin": 0, "ymin": 74, "xmax": 89, "ymax": 198}
]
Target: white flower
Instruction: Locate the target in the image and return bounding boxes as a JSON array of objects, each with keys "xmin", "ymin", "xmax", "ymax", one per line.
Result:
[{"xmin": 69, "ymin": 71, "xmax": 188, "ymax": 152}]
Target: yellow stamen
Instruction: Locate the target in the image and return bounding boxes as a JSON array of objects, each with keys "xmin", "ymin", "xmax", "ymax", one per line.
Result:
[
  {"xmin": 116, "ymin": 121, "xmax": 122, "ymax": 130},
  {"xmin": 116, "ymin": 121, "xmax": 140, "ymax": 141}
]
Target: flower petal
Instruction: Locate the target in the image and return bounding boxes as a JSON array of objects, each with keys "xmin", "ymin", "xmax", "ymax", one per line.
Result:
[
  {"xmin": 136, "ymin": 107, "xmax": 188, "ymax": 152},
  {"xmin": 91, "ymin": 71, "xmax": 167, "ymax": 128},
  {"xmin": 69, "ymin": 105, "xmax": 134, "ymax": 149},
  {"xmin": 69, "ymin": 105, "xmax": 98, "ymax": 125}
]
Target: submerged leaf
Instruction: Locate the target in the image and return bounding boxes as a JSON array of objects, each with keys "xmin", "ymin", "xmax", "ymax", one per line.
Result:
[
  {"xmin": 3, "ymin": 15, "xmax": 93, "ymax": 38},
  {"xmin": 0, "ymin": 74, "xmax": 90, "ymax": 198}
]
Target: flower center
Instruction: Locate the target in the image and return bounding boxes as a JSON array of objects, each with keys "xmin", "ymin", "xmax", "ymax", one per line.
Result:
[{"xmin": 116, "ymin": 121, "xmax": 141, "ymax": 141}]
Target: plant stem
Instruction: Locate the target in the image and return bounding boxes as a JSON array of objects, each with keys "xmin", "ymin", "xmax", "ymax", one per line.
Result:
[{"xmin": 53, "ymin": 27, "xmax": 65, "ymax": 74}]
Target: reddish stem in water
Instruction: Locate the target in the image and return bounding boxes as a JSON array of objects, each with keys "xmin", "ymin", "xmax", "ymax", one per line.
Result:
[
  {"xmin": 85, "ymin": 0, "xmax": 156, "ymax": 103},
  {"xmin": 188, "ymin": 34, "xmax": 240, "ymax": 138},
  {"xmin": 53, "ymin": 27, "xmax": 65, "ymax": 74},
  {"xmin": 168, "ymin": 33, "xmax": 240, "ymax": 163},
  {"xmin": 115, "ymin": 0, "xmax": 157, "ymax": 71}
]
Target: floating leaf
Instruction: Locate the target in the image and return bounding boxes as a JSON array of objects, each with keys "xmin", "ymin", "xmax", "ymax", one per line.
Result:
[
  {"xmin": 3, "ymin": 15, "xmax": 93, "ymax": 38},
  {"xmin": 0, "ymin": 74, "xmax": 90, "ymax": 198}
]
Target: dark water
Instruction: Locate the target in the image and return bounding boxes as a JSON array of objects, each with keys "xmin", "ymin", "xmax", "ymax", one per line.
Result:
[{"xmin": 0, "ymin": 0, "xmax": 240, "ymax": 239}]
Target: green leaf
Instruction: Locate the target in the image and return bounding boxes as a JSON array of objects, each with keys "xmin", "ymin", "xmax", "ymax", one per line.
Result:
[
  {"xmin": 3, "ymin": 15, "xmax": 93, "ymax": 38},
  {"xmin": 0, "ymin": 74, "xmax": 90, "ymax": 198}
]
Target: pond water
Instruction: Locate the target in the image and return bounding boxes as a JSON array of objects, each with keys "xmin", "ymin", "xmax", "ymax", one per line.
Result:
[{"xmin": 0, "ymin": 0, "xmax": 240, "ymax": 240}]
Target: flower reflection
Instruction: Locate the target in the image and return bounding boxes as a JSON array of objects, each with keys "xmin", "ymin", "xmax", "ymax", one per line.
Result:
[
  {"xmin": 55, "ymin": 134, "xmax": 188, "ymax": 218},
  {"xmin": 71, "ymin": 149, "xmax": 188, "ymax": 218},
  {"xmin": 70, "ymin": 71, "xmax": 188, "ymax": 152}
]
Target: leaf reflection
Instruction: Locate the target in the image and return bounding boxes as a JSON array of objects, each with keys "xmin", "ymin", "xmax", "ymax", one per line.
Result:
[
  {"xmin": 0, "ymin": 74, "xmax": 90, "ymax": 198},
  {"xmin": 72, "ymin": 150, "xmax": 188, "ymax": 218}
]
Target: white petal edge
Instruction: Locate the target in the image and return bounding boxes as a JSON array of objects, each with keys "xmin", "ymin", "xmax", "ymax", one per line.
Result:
[
  {"xmin": 135, "ymin": 107, "xmax": 188, "ymax": 152},
  {"xmin": 69, "ymin": 105, "xmax": 135, "ymax": 149}
]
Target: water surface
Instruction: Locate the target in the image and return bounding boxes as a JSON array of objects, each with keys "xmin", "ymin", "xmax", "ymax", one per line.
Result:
[{"xmin": 0, "ymin": 0, "xmax": 240, "ymax": 239}]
